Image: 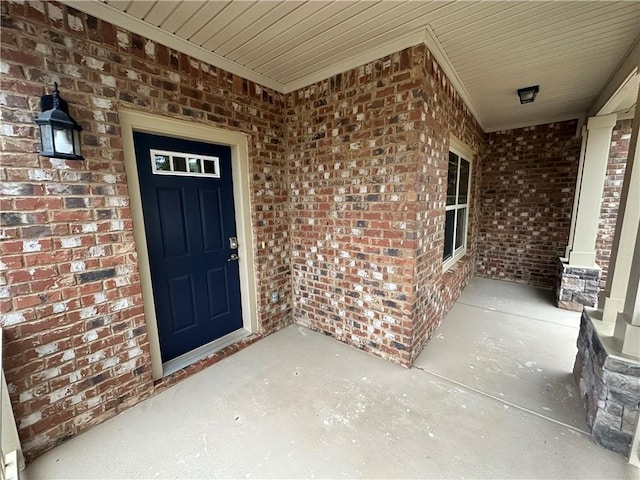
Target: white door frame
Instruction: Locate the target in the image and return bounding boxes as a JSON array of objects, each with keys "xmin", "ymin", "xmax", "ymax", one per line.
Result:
[{"xmin": 119, "ymin": 109, "xmax": 258, "ymax": 380}]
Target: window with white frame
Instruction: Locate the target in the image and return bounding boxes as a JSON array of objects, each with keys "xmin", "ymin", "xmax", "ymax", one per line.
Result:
[
  {"xmin": 150, "ymin": 149, "xmax": 220, "ymax": 178},
  {"xmin": 443, "ymin": 146, "xmax": 471, "ymax": 269}
]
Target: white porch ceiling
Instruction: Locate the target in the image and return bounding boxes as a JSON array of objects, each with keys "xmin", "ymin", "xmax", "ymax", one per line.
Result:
[{"xmin": 66, "ymin": 1, "xmax": 639, "ymax": 132}]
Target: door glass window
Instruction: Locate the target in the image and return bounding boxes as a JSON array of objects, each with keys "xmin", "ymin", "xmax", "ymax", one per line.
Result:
[
  {"xmin": 203, "ymin": 159, "xmax": 217, "ymax": 174},
  {"xmin": 150, "ymin": 149, "xmax": 220, "ymax": 178},
  {"xmin": 173, "ymin": 156, "xmax": 187, "ymax": 172},
  {"xmin": 188, "ymin": 157, "xmax": 201, "ymax": 173},
  {"xmin": 154, "ymin": 154, "xmax": 170, "ymax": 171}
]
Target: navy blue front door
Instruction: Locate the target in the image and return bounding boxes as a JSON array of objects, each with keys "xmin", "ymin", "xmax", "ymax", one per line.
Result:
[{"xmin": 134, "ymin": 132, "xmax": 243, "ymax": 362}]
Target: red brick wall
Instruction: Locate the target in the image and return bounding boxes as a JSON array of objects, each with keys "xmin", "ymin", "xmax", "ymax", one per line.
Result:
[
  {"xmin": 2, "ymin": 1, "xmax": 486, "ymax": 461},
  {"xmin": 596, "ymin": 119, "xmax": 632, "ymax": 287},
  {"xmin": 1, "ymin": 1, "xmax": 290, "ymax": 458},
  {"xmin": 477, "ymin": 121, "xmax": 581, "ymax": 288},
  {"xmin": 287, "ymin": 48, "xmax": 423, "ymax": 366},
  {"xmin": 287, "ymin": 46, "xmax": 484, "ymax": 366},
  {"xmin": 411, "ymin": 50, "xmax": 485, "ymax": 363}
]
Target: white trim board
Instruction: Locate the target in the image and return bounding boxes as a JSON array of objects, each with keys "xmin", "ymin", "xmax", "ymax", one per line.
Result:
[
  {"xmin": 589, "ymin": 37, "xmax": 639, "ymax": 118},
  {"xmin": 1, "ymin": 330, "xmax": 25, "ymax": 474},
  {"xmin": 442, "ymin": 138, "xmax": 474, "ymax": 273},
  {"xmin": 119, "ymin": 109, "xmax": 258, "ymax": 380},
  {"xmin": 486, "ymin": 111, "xmax": 585, "ymax": 134}
]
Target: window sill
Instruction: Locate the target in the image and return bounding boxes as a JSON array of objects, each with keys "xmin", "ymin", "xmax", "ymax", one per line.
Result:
[{"xmin": 443, "ymin": 247, "xmax": 467, "ymax": 273}]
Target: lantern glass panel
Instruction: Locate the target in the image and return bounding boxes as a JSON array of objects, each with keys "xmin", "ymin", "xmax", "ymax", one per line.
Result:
[
  {"xmin": 53, "ymin": 125, "xmax": 74, "ymax": 154},
  {"xmin": 39, "ymin": 124, "xmax": 54, "ymax": 153},
  {"xmin": 521, "ymin": 91, "xmax": 535, "ymax": 102},
  {"xmin": 73, "ymin": 129, "xmax": 81, "ymax": 156}
]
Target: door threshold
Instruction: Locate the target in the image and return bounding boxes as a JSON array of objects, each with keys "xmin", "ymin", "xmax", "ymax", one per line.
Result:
[{"xmin": 162, "ymin": 328, "xmax": 251, "ymax": 377}]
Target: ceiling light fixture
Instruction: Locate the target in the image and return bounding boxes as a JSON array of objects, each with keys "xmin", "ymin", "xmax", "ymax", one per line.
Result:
[{"xmin": 517, "ymin": 85, "xmax": 539, "ymax": 105}]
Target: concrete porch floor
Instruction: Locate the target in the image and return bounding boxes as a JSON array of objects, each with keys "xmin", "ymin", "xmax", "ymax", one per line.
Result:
[{"xmin": 25, "ymin": 278, "xmax": 637, "ymax": 479}]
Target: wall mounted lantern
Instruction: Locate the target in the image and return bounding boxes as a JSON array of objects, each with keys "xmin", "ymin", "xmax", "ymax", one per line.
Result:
[
  {"xmin": 517, "ymin": 85, "xmax": 539, "ymax": 104},
  {"xmin": 34, "ymin": 82, "xmax": 84, "ymax": 160}
]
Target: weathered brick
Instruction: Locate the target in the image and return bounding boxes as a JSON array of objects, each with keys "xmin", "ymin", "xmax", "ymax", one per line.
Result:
[
  {"xmin": 75, "ymin": 268, "xmax": 116, "ymax": 284},
  {"xmin": 0, "ymin": 0, "xmax": 592, "ymax": 465},
  {"xmin": 1, "ymin": 183, "xmax": 36, "ymax": 196},
  {"xmin": 288, "ymin": 46, "xmax": 484, "ymax": 367},
  {"xmin": 1, "ymin": 1, "xmax": 289, "ymax": 462},
  {"xmin": 1, "ymin": 212, "xmax": 45, "ymax": 226},
  {"xmin": 596, "ymin": 119, "xmax": 632, "ymax": 288},
  {"xmin": 476, "ymin": 122, "xmax": 581, "ymax": 288}
]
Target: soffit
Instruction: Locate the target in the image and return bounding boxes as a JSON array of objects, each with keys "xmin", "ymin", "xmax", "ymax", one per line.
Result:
[{"xmin": 65, "ymin": 1, "xmax": 640, "ymax": 132}]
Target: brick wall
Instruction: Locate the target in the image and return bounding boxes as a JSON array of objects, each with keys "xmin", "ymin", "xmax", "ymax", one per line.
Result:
[
  {"xmin": 287, "ymin": 49, "xmax": 423, "ymax": 366},
  {"xmin": 0, "ymin": 1, "xmax": 290, "ymax": 459},
  {"xmin": 411, "ymin": 50, "xmax": 485, "ymax": 363},
  {"xmin": 2, "ymin": 0, "xmax": 489, "ymax": 461},
  {"xmin": 287, "ymin": 45, "xmax": 484, "ymax": 366},
  {"xmin": 596, "ymin": 119, "xmax": 632, "ymax": 287},
  {"xmin": 477, "ymin": 121, "xmax": 581, "ymax": 288}
]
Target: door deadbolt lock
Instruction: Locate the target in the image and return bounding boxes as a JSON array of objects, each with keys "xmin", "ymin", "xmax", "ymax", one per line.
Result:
[
  {"xmin": 229, "ymin": 236, "xmax": 238, "ymax": 249},
  {"xmin": 228, "ymin": 254, "xmax": 239, "ymax": 262}
]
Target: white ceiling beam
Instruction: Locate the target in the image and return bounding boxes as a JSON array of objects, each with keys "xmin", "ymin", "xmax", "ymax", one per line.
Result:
[
  {"xmin": 485, "ymin": 112, "xmax": 585, "ymax": 134},
  {"xmin": 589, "ymin": 36, "xmax": 640, "ymax": 117}
]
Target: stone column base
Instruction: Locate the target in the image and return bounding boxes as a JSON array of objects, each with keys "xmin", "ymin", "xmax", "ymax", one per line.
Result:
[
  {"xmin": 573, "ymin": 311, "xmax": 640, "ymax": 457},
  {"xmin": 556, "ymin": 258, "xmax": 601, "ymax": 311}
]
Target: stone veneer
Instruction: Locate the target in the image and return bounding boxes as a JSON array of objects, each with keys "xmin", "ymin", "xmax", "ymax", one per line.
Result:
[
  {"xmin": 556, "ymin": 260, "xmax": 601, "ymax": 311},
  {"xmin": 574, "ymin": 311, "xmax": 640, "ymax": 458},
  {"xmin": 556, "ymin": 119, "xmax": 632, "ymax": 310}
]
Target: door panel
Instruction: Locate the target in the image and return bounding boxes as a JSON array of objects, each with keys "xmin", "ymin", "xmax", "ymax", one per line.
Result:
[
  {"xmin": 168, "ymin": 274, "xmax": 197, "ymax": 332},
  {"xmin": 134, "ymin": 132, "xmax": 243, "ymax": 363},
  {"xmin": 157, "ymin": 187, "xmax": 189, "ymax": 259},
  {"xmin": 207, "ymin": 267, "xmax": 230, "ymax": 318},
  {"xmin": 200, "ymin": 189, "xmax": 224, "ymax": 252}
]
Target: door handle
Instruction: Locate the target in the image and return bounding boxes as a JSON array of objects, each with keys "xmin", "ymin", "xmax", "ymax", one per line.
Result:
[{"xmin": 228, "ymin": 254, "xmax": 239, "ymax": 262}]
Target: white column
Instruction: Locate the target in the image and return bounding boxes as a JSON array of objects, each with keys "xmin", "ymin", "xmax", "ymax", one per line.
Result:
[
  {"xmin": 610, "ymin": 100, "xmax": 640, "ymax": 469},
  {"xmin": 630, "ymin": 410, "xmax": 640, "ymax": 467},
  {"xmin": 568, "ymin": 114, "xmax": 617, "ymax": 267},
  {"xmin": 600, "ymin": 87, "xmax": 640, "ymax": 322},
  {"xmin": 1, "ymin": 330, "xmax": 24, "ymax": 472},
  {"xmin": 565, "ymin": 126, "xmax": 588, "ymax": 258},
  {"xmin": 613, "ymin": 212, "xmax": 640, "ymax": 358}
]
